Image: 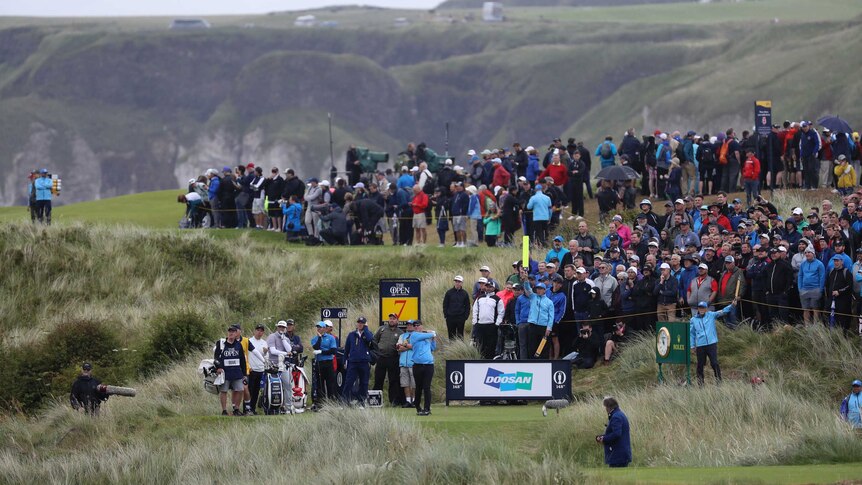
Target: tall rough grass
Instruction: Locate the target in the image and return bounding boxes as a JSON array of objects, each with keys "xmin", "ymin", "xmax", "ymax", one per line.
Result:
[
  {"xmin": 603, "ymin": 323, "xmax": 862, "ymax": 403},
  {"xmin": 0, "ymin": 357, "xmax": 582, "ymax": 484},
  {"xmin": 0, "ymin": 222, "xmax": 501, "ymax": 410},
  {"xmin": 544, "ymin": 383, "xmax": 862, "ymax": 468}
]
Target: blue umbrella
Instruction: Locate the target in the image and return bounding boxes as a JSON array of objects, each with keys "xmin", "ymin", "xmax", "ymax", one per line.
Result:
[{"xmin": 817, "ymin": 115, "xmax": 852, "ymax": 134}]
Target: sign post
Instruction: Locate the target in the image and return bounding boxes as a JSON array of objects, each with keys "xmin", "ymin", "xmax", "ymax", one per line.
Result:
[
  {"xmin": 754, "ymin": 100, "xmax": 772, "ymax": 137},
  {"xmin": 655, "ymin": 321, "xmax": 690, "ymax": 385},
  {"xmin": 321, "ymin": 307, "xmax": 347, "ymax": 343},
  {"xmin": 379, "ymin": 278, "xmax": 421, "ymax": 326}
]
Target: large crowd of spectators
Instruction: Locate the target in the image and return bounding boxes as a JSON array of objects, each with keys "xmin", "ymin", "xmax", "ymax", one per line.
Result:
[
  {"xmin": 178, "ymin": 123, "xmax": 862, "ymax": 249},
  {"xmin": 441, "ymin": 184, "xmax": 862, "ymax": 371}
]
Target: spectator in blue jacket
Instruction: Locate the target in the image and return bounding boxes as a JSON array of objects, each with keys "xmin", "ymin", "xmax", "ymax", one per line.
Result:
[
  {"xmin": 597, "ymin": 396, "xmax": 632, "ymax": 468},
  {"xmin": 526, "ymin": 147, "xmax": 541, "ymax": 183},
  {"xmin": 521, "ymin": 269, "xmax": 556, "ymax": 359},
  {"xmin": 690, "ymin": 300, "xmax": 735, "ymax": 385},
  {"xmin": 467, "ymin": 185, "xmax": 483, "ymax": 246},
  {"xmin": 311, "ymin": 321, "xmax": 338, "ymax": 406},
  {"xmin": 595, "ymin": 137, "xmax": 618, "ymax": 169},
  {"xmin": 513, "ymin": 283, "xmax": 532, "ymax": 359},
  {"xmin": 545, "ymin": 235, "xmax": 570, "ymax": 262},
  {"xmin": 548, "ymin": 275, "xmax": 567, "ymax": 359},
  {"xmin": 527, "ymin": 184, "xmax": 552, "ymax": 247},
  {"xmin": 33, "ymin": 169, "xmax": 53, "ymax": 225},
  {"xmin": 342, "ymin": 316, "xmax": 374, "ymax": 406},
  {"xmin": 450, "ymin": 183, "xmax": 470, "ymax": 247},
  {"xmin": 797, "ymin": 247, "xmax": 826, "ymax": 325},
  {"xmin": 409, "ymin": 321, "xmax": 437, "ymax": 416},
  {"xmin": 397, "ymin": 166, "xmax": 415, "ymax": 189},
  {"xmin": 283, "ymin": 196, "xmax": 304, "ymax": 237}
]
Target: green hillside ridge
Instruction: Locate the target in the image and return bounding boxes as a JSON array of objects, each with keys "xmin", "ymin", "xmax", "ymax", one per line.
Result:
[{"xmin": 2, "ymin": 0, "xmax": 861, "ymax": 206}]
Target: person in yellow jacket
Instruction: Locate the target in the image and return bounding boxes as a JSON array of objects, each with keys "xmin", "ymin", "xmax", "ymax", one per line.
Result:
[
  {"xmin": 834, "ymin": 155, "xmax": 856, "ymax": 196},
  {"xmin": 234, "ymin": 324, "xmax": 265, "ymax": 415}
]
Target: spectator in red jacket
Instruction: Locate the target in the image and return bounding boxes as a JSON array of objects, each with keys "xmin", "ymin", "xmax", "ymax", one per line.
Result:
[
  {"xmin": 491, "ymin": 158, "xmax": 511, "ymax": 189},
  {"xmin": 539, "ymin": 152, "xmax": 569, "ymax": 189},
  {"xmin": 411, "ymin": 184, "xmax": 429, "ymax": 245},
  {"xmin": 741, "ymin": 148, "xmax": 761, "ymax": 206}
]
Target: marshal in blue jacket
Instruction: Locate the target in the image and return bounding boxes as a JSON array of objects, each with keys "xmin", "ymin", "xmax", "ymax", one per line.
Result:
[{"xmin": 689, "ymin": 305, "xmax": 733, "ymax": 348}]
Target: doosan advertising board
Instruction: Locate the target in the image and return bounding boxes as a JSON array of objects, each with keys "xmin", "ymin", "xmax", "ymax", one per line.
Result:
[{"xmin": 445, "ymin": 360, "xmax": 572, "ymax": 404}]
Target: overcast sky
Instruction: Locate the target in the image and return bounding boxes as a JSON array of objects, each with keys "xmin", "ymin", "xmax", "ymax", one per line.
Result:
[{"xmin": 1, "ymin": 1, "xmax": 441, "ymax": 17}]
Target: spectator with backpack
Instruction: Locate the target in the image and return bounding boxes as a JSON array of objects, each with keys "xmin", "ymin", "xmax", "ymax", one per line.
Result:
[
  {"xmin": 697, "ymin": 135, "xmax": 716, "ymax": 196},
  {"xmin": 595, "ymin": 136, "xmax": 618, "ymax": 169},
  {"xmin": 840, "ymin": 380, "xmax": 862, "ymax": 429}
]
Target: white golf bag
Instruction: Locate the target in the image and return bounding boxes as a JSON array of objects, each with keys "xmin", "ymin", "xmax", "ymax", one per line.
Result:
[{"xmin": 198, "ymin": 359, "xmax": 220, "ymax": 395}]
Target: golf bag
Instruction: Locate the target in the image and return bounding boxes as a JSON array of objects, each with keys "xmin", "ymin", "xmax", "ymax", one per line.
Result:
[
  {"xmin": 260, "ymin": 364, "xmax": 287, "ymax": 415},
  {"xmin": 198, "ymin": 359, "xmax": 220, "ymax": 395},
  {"xmin": 260, "ymin": 355, "xmax": 310, "ymax": 415},
  {"xmin": 288, "ymin": 355, "xmax": 310, "ymax": 413}
]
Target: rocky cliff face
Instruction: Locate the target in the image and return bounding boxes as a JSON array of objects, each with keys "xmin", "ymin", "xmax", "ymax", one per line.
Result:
[{"xmin": 1, "ymin": 14, "xmax": 857, "ymax": 204}]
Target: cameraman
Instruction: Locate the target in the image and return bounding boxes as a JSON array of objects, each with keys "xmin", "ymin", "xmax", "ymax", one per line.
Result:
[
  {"xmin": 564, "ymin": 323, "xmax": 603, "ymax": 369},
  {"xmin": 603, "ymin": 321, "xmax": 629, "ymax": 364},
  {"xmin": 70, "ymin": 363, "xmax": 108, "ymax": 415}
]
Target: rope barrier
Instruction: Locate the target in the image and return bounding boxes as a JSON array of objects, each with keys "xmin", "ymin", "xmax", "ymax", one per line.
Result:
[{"xmin": 546, "ymin": 296, "xmax": 862, "ymax": 326}]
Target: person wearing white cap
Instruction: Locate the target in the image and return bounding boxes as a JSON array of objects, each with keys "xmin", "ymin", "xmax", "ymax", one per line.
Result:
[
  {"xmin": 638, "ymin": 199, "xmax": 661, "ymax": 229},
  {"xmin": 655, "ymin": 262, "xmax": 678, "ymax": 321},
  {"xmin": 686, "ymin": 262, "xmax": 717, "ymax": 311},
  {"xmin": 471, "ymin": 277, "xmax": 505, "ymax": 359},
  {"xmin": 473, "ymin": 265, "xmax": 500, "ymax": 298},
  {"xmin": 718, "ymin": 256, "xmax": 745, "ymax": 327},
  {"xmin": 443, "ymin": 275, "xmax": 471, "ymax": 340}
]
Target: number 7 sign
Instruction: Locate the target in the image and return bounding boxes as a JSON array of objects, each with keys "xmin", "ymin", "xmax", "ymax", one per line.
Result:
[{"xmin": 379, "ymin": 278, "xmax": 421, "ymax": 326}]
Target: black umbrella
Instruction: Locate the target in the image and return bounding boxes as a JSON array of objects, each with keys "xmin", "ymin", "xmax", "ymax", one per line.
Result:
[
  {"xmin": 817, "ymin": 115, "xmax": 852, "ymax": 134},
  {"xmin": 595, "ymin": 165, "xmax": 639, "ymax": 181}
]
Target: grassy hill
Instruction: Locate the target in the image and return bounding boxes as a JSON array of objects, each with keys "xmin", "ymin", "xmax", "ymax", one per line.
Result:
[
  {"xmin": 2, "ymin": 0, "xmax": 861, "ymax": 206},
  {"xmin": 1, "ymin": 189, "xmax": 862, "ymax": 482}
]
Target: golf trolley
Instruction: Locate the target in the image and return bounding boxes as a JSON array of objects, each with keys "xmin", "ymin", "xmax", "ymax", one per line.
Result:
[
  {"xmin": 261, "ymin": 354, "xmax": 309, "ymax": 415},
  {"xmin": 494, "ymin": 323, "xmax": 519, "ymax": 360}
]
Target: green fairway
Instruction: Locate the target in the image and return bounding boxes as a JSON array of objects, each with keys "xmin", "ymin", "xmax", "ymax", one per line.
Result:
[
  {"xmin": 0, "ymin": 190, "xmax": 181, "ymax": 228},
  {"xmin": 589, "ymin": 463, "xmax": 862, "ymax": 484}
]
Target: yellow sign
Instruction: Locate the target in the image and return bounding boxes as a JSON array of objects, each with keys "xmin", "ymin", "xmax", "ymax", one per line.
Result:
[
  {"xmin": 755, "ymin": 100, "xmax": 772, "ymax": 108},
  {"xmin": 381, "ymin": 297, "xmax": 419, "ymax": 322}
]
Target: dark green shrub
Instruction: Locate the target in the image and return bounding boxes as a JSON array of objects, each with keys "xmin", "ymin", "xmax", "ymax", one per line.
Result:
[
  {"xmin": 1, "ymin": 318, "xmax": 130, "ymax": 412},
  {"xmin": 139, "ymin": 309, "xmax": 213, "ymax": 375}
]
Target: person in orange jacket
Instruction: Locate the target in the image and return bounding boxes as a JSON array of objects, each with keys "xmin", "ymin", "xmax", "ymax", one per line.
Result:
[{"xmin": 741, "ymin": 148, "xmax": 761, "ymax": 206}]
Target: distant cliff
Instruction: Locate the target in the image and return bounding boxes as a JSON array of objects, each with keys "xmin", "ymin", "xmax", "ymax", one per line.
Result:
[{"xmin": 1, "ymin": 7, "xmax": 859, "ymax": 204}]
